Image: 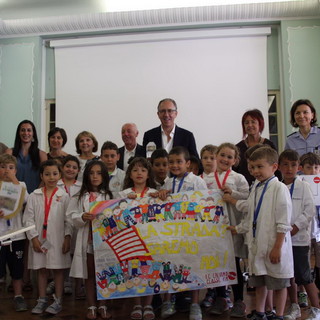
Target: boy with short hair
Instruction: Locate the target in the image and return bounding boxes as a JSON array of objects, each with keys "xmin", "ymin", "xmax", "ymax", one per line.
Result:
[
  {"xmin": 300, "ymin": 152, "xmax": 320, "ymax": 175},
  {"xmin": 0, "ymin": 154, "xmax": 28, "ymax": 312},
  {"xmin": 200, "ymin": 144, "xmax": 217, "ymax": 190},
  {"xmin": 228, "ymin": 147, "xmax": 293, "ymax": 320},
  {"xmin": 100, "ymin": 141, "xmax": 125, "ymax": 195},
  {"xmin": 160, "ymin": 146, "xmax": 207, "ymax": 320},
  {"xmin": 150, "ymin": 148, "xmax": 169, "ymax": 189},
  {"xmin": 278, "ymin": 149, "xmax": 320, "ymax": 320}
]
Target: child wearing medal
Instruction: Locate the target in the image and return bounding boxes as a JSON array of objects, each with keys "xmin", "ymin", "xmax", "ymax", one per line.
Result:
[
  {"xmin": 159, "ymin": 146, "xmax": 207, "ymax": 320},
  {"xmin": 118, "ymin": 157, "xmax": 157, "ymax": 320},
  {"xmin": 23, "ymin": 160, "xmax": 72, "ymax": 315},
  {"xmin": 228, "ymin": 147, "xmax": 293, "ymax": 320},
  {"xmin": 207, "ymin": 143, "xmax": 249, "ymax": 317}
]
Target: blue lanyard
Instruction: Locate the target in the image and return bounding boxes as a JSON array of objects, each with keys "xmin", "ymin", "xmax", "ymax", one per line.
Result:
[
  {"xmin": 253, "ymin": 176, "xmax": 276, "ymax": 238},
  {"xmin": 289, "ymin": 178, "xmax": 296, "ymax": 199},
  {"xmin": 172, "ymin": 172, "xmax": 188, "ymax": 193}
]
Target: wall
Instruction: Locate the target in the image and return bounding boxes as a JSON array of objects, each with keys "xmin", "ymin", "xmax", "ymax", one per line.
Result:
[
  {"xmin": 0, "ymin": 37, "xmax": 43, "ymax": 147},
  {"xmin": 280, "ymin": 18, "xmax": 320, "ymax": 137},
  {"xmin": 1, "ymin": 18, "xmax": 320, "ymax": 150}
]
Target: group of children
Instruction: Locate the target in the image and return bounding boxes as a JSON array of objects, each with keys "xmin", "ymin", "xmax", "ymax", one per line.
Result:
[{"xmin": 1, "ymin": 135, "xmax": 320, "ymax": 320}]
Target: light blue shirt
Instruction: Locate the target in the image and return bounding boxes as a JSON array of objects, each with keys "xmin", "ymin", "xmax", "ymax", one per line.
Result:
[{"xmin": 285, "ymin": 126, "xmax": 320, "ymax": 155}]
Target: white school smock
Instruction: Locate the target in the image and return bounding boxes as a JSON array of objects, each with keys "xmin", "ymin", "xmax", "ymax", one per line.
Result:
[
  {"xmin": 163, "ymin": 172, "xmax": 207, "ymax": 193},
  {"xmin": 23, "ymin": 187, "xmax": 72, "ymax": 270},
  {"xmin": 109, "ymin": 168, "xmax": 125, "ymax": 194},
  {"xmin": 236, "ymin": 177, "xmax": 293, "ymax": 278},
  {"xmin": 57, "ymin": 179, "xmax": 82, "ymax": 197},
  {"xmin": 0, "ymin": 181, "xmax": 28, "ymax": 242},
  {"xmin": 67, "ymin": 192, "xmax": 110, "ymax": 279},
  {"xmin": 209, "ymin": 170, "xmax": 249, "ymax": 258},
  {"xmin": 287, "ymin": 178, "xmax": 315, "ymax": 246}
]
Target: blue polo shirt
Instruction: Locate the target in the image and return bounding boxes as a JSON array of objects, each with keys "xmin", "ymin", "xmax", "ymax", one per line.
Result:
[{"xmin": 285, "ymin": 126, "xmax": 320, "ymax": 155}]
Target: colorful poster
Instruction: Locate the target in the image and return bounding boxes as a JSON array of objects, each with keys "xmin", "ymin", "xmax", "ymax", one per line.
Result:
[{"xmin": 90, "ymin": 190, "xmax": 237, "ymax": 300}]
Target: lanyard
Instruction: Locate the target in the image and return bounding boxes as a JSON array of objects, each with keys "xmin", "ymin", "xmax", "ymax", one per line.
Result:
[
  {"xmin": 214, "ymin": 169, "xmax": 231, "ymax": 189},
  {"xmin": 43, "ymin": 187, "xmax": 58, "ymax": 239},
  {"xmin": 62, "ymin": 179, "xmax": 76, "ymax": 196},
  {"xmin": 132, "ymin": 186, "xmax": 148, "ymax": 198},
  {"xmin": 253, "ymin": 176, "xmax": 275, "ymax": 238},
  {"xmin": 172, "ymin": 172, "xmax": 188, "ymax": 193},
  {"xmin": 289, "ymin": 178, "xmax": 296, "ymax": 199}
]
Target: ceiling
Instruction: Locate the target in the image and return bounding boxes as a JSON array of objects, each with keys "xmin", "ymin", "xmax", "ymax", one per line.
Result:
[{"xmin": 0, "ymin": 0, "xmax": 319, "ymax": 37}]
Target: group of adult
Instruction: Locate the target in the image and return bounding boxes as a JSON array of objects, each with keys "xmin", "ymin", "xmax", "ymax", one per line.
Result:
[{"xmin": 2, "ymin": 98, "xmax": 320, "ymax": 194}]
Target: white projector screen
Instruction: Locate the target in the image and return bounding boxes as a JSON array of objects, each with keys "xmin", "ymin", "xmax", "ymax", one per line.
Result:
[{"xmin": 51, "ymin": 28, "xmax": 270, "ymax": 155}]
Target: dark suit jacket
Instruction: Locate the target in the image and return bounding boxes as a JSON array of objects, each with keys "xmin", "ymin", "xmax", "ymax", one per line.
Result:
[
  {"xmin": 142, "ymin": 125, "xmax": 199, "ymax": 159},
  {"xmin": 117, "ymin": 144, "xmax": 146, "ymax": 170}
]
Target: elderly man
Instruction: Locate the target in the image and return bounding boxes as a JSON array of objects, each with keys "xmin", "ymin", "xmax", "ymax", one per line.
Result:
[
  {"xmin": 143, "ymin": 98, "xmax": 199, "ymax": 158},
  {"xmin": 117, "ymin": 123, "xmax": 146, "ymax": 171}
]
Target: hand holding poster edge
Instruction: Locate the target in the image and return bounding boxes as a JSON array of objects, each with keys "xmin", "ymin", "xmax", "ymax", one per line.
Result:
[{"xmin": 0, "ymin": 181, "xmax": 26, "ymax": 220}]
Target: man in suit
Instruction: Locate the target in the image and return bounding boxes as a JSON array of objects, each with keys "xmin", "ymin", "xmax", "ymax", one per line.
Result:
[
  {"xmin": 143, "ymin": 98, "xmax": 199, "ymax": 158},
  {"xmin": 117, "ymin": 123, "xmax": 146, "ymax": 171}
]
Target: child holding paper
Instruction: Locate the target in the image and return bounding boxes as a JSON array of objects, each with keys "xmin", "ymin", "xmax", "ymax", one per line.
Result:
[
  {"xmin": 23, "ymin": 159, "xmax": 72, "ymax": 315},
  {"xmin": 0, "ymin": 154, "xmax": 28, "ymax": 312}
]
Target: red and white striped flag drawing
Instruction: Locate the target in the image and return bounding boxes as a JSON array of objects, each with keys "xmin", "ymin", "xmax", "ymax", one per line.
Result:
[{"xmin": 106, "ymin": 226, "xmax": 152, "ymax": 262}]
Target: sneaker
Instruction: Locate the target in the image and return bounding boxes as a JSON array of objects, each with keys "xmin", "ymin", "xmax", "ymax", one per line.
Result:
[
  {"xmin": 161, "ymin": 301, "xmax": 176, "ymax": 319},
  {"xmin": 64, "ymin": 281, "xmax": 73, "ymax": 295},
  {"xmin": 210, "ymin": 297, "xmax": 229, "ymax": 315},
  {"xmin": 46, "ymin": 280, "xmax": 55, "ymax": 295},
  {"xmin": 298, "ymin": 292, "xmax": 308, "ymax": 308},
  {"xmin": 45, "ymin": 295, "xmax": 62, "ymax": 315},
  {"xmin": 230, "ymin": 300, "xmax": 246, "ymax": 318},
  {"xmin": 13, "ymin": 296, "xmax": 28, "ymax": 312},
  {"xmin": 246, "ymin": 310, "xmax": 267, "ymax": 320},
  {"xmin": 189, "ymin": 303, "xmax": 202, "ymax": 320},
  {"xmin": 284, "ymin": 303, "xmax": 301, "ymax": 320},
  {"xmin": 32, "ymin": 297, "xmax": 48, "ymax": 314},
  {"xmin": 306, "ymin": 307, "xmax": 320, "ymax": 320},
  {"xmin": 266, "ymin": 310, "xmax": 276, "ymax": 320},
  {"xmin": 201, "ymin": 291, "xmax": 215, "ymax": 308},
  {"xmin": 227, "ymin": 296, "xmax": 234, "ymax": 309}
]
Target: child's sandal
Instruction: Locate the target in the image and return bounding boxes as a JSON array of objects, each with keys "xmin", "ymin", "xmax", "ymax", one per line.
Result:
[
  {"xmin": 98, "ymin": 306, "xmax": 112, "ymax": 320},
  {"xmin": 86, "ymin": 306, "xmax": 97, "ymax": 320},
  {"xmin": 143, "ymin": 305, "xmax": 155, "ymax": 320},
  {"xmin": 130, "ymin": 305, "xmax": 143, "ymax": 320}
]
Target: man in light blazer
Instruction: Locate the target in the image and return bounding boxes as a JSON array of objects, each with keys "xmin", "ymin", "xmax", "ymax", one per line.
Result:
[
  {"xmin": 143, "ymin": 98, "xmax": 199, "ymax": 159},
  {"xmin": 117, "ymin": 123, "xmax": 146, "ymax": 171}
]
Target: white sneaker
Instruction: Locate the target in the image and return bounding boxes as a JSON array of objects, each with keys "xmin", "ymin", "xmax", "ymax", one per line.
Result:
[
  {"xmin": 161, "ymin": 301, "xmax": 176, "ymax": 319},
  {"xmin": 32, "ymin": 297, "xmax": 48, "ymax": 314},
  {"xmin": 284, "ymin": 303, "xmax": 301, "ymax": 320},
  {"xmin": 306, "ymin": 307, "xmax": 320, "ymax": 320},
  {"xmin": 189, "ymin": 303, "xmax": 202, "ymax": 320},
  {"xmin": 45, "ymin": 295, "xmax": 62, "ymax": 315}
]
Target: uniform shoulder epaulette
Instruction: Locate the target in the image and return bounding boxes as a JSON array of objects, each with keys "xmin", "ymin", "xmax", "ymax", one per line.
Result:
[{"xmin": 287, "ymin": 131, "xmax": 298, "ymax": 137}]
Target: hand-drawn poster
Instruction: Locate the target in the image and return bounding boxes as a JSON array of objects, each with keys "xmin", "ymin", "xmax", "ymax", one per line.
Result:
[
  {"xmin": 0, "ymin": 181, "xmax": 26, "ymax": 219},
  {"xmin": 90, "ymin": 190, "xmax": 237, "ymax": 300}
]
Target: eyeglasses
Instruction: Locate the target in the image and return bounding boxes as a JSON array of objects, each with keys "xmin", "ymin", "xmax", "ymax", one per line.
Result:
[{"xmin": 158, "ymin": 109, "xmax": 177, "ymax": 115}]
